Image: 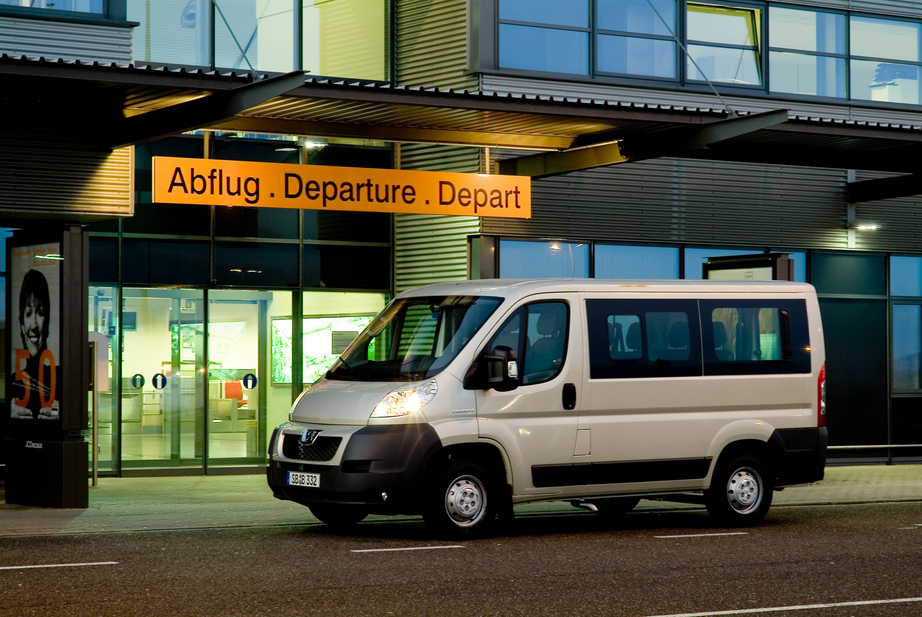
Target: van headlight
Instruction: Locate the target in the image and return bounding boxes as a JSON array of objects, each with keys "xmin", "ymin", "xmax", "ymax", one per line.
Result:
[{"xmin": 371, "ymin": 379, "xmax": 438, "ymax": 418}]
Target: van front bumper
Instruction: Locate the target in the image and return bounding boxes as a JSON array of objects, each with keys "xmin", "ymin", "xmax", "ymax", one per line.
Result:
[{"xmin": 267, "ymin": 423, "xmax": 441, "ymax": 514}]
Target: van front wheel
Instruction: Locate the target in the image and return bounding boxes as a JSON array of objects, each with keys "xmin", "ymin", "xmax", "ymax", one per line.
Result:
[
  {"xmin": 424, "ymin": 460, "xmax": 496, "ymax": 538},
  {"xmin": 704, "ymin": 453, "xmax": 772, "ymax": 526}
]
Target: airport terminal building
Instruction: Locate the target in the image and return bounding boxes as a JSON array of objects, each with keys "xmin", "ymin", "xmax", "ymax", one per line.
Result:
[{"xmin": 2, "ymin": 0, "xmax": 922, "ymax": 486}]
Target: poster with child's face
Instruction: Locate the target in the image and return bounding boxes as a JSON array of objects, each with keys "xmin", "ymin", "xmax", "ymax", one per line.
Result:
[{"xmin": 9, "ymin": 242, "xmax": 62, "ymax": 423}]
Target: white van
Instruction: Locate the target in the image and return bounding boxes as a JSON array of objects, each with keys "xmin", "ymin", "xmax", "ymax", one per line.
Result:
[{"xmin": 267, "ymin": 279, "xmax": 827, "ymax": 537}]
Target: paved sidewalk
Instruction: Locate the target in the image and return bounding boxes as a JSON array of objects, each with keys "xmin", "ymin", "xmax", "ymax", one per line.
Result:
[{"xmin": 0, "ymin": 465, "xmax": 919, "ymax": 537}]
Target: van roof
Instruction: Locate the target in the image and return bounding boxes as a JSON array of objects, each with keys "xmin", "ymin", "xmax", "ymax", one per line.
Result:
[{"xmin": 398, "ymin": 279, "xmax": 816, "ymax": 298}]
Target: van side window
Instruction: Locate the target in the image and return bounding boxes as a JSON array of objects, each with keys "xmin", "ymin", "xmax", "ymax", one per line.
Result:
[
  {"xmin": 587, "ymin": 300, "xmax": 701, "ymax": 379},
  {"xmin": 701, "ymin": 299, "xmax": 811, "ymax": 375},
  {"xmin": 485, "ymin": 302, "xmax": 569, "ymax": 386}
]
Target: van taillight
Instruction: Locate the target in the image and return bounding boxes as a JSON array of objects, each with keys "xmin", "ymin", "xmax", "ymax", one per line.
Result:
[{"xmin": 817, "ymin": 363, "xmax": 826, "ymax": 428}]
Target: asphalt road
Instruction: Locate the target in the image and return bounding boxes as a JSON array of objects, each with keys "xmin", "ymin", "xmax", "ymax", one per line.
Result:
[{"xmin": 1, "ymin": 502, "xmax": 921, "ymax": 617}]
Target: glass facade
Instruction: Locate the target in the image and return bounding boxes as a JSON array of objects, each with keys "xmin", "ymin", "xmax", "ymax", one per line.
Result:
[
  {"xmin": 84, "ymin": 133, "xmax": 392, "ymax": 475},
  {"xmin": 499, "ymin": 239, "xmax": 590, "ymax": 278},
  {"xmin": 491, "ymin": 1, "xmax": 922, "ymax": 107},
  {"xmin": 0, "ymin": 0, "xmax": 103, "ymax": 13},
  {"xmin": 128, "ymin": 0, "xmax": 388, "ymax": 80}
]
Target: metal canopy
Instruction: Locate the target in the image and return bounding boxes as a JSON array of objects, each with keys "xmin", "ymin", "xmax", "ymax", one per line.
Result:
[{"xmin": 4, "ymin": 54, "xmax": 922, "ymax": 199}]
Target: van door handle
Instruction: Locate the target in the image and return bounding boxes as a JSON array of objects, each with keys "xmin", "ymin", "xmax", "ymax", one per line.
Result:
[{"xmin": 562, "ymin": 383, "xmax": 577, "ymax": 410}]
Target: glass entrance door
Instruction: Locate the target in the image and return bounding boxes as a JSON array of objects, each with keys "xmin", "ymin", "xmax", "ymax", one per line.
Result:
[
  {"xmin": 121, "ymin": 289, "xmax": 205, "ymax": 472},
  {"xmin": 207, "ymin": 290, "xmax": 289, "ymax": 468}
]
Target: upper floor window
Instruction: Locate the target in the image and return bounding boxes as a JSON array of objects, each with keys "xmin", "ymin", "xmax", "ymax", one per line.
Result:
[
  {"xmin": 850, "ymin": 15, "xmax": 921, "ymax": 105},
  {"xmin": 598, "ymin": 0, "xmax": 676, "ymax": 79},
  {"xmin": 489, "ymin": 0, "xmax": 922, "ymax": 108},
  {"xmin": 687, "ymin": 3, "xmax": 762, "ymax": 86},
  {"xmin": 498, "ymin": 0, "xmax": 590, "ymax": 74},
  {"xmin": 127, "ymin": 0, "xmax": 388, "ymax": 80},
  {"xmin": 768, "ymin": 6, "xmax": 845, "ymax": 98},
  {"xmin": 0, "ymin": 0, "xmax": 103, "ymax": 13}
]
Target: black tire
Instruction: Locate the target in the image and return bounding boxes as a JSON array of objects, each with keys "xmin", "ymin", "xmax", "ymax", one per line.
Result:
[
  {"xmin": 308, "ymin": 503, "xmax": 368, "ymax": 526},
  {"xmin": 590, "ymin": 496, "xmax": 641, "ymax": 517},
  {"xmin": 704, "ymin": 452, "xmax": 772, "ymax": 526},
  {"xmin": 423, "ymin": 459, "xmax": 497, "ymax": 539}
]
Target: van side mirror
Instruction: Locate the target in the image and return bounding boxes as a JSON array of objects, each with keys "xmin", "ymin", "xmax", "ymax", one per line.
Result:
[{"xmin": 463, "ymin": 345, "xmax": 520, "ymax": 392}]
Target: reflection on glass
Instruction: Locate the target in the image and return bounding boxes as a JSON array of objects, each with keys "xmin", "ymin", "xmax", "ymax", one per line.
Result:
[
  {"xmin": 893, "ymin": 304, "xmax": 921, "ymax": 390},
  {"xmin": 595, "ymin": 245, "xmax": 679, "ymax": 279},
  {"xmin": 851, "ymin": 60, "xmax": 921, "ymax": 105},
  {"xmin": 688, "ymin": 44, "xmax": 761, "ymax": 84},
  {"xmin": 851, "ymin": 16, "xmax": 921, "ymax": 63},
  {"xmin": 129, "ymin": 0, "xmax": 213, "ymax": 65},
  {"xmin": 215, "ymin": 0, "xmax": 294, "ymax": 72},
  {"xmin": 87, "ymin": 286, "xmax": 118, "ymax": 474},
  {"xmin": 891, "ymin": 256, "xmax": 922, "ymax": 297},
  {"xmin": 302, "ymin": 0, "xmax": 387, "ymax": 80},
  {"xmin": 500, "ymin": 0, "xmax": 588, "ymax": 28},
  {"xmin": 770, "ymin": 52, "xmax": 845, "ymax": 97},
  {"xmin": 499, "ymin": 24, "xmax": 589, "ymax": 74},
  {"xmin": 500, "ymin": 240, "xmax": 590, "ymax": 278},
  {"xmin": 2, "ymin": 0, "xmax": 103, "ymax": 13},
  {"xmin": 121, "ymin": 290, "xmax": 204, "ymax": 469},
  {"xmin": 598, "ymin": 0, "xmax": 675, "ymax": 36},
  {"xmin": 599, "ymin": 35, "xmax": 676, "ymax": 78},
  {"xmin": 687, "ymin": 4, "xmax": 759, "ymax": 47},
  {"xmin": 769, "ymin": 7, "xmax": 844, "ymax": 54}
]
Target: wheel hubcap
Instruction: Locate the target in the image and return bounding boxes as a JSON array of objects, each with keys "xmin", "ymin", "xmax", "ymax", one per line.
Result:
[
  {"xmin": 445, "ymin": 475, "xmax": 486, "ymax": 527},
  {"xmin": 726, "ymin": 467, "xmax": 762, "ymax": 514}
]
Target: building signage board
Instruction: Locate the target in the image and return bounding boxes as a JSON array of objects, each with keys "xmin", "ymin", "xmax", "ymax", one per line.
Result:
[
  {"xmin": 152, "ymin": 157, "xmax": 531, "ymax": 218},
  {"xmin": 7, "ymin": 240, "xmax": 63, "ymax": 429}
]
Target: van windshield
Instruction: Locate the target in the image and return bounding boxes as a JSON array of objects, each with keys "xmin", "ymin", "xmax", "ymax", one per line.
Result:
[{"xmin": 327, "ymin": 295, "xmax": 504, "ymax": 382}]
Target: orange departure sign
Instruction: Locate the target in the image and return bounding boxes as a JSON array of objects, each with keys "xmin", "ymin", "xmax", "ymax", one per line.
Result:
[{"xmin": 152, "ymin": 157, "xmax": 531, "ymax": 218}]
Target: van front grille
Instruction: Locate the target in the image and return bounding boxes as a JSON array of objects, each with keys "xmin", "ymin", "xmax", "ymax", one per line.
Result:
[{"xmin": 282, "ymin": 435, "xmax": 342, "ymax": 462}]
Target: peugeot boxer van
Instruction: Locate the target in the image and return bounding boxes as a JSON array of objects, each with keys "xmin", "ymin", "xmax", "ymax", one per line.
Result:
[{"xmin": 267, "ymin": 279, "xmax": 827, "ymax": 537}]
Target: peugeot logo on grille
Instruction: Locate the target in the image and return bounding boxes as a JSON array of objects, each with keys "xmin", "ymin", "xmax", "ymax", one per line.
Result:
[{"xmin": 300, "ymin": 429, "xmax": 321, "ymax": 445}]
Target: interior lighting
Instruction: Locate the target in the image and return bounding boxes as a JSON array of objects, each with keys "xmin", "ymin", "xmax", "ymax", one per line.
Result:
[{"xmin": 550, "ymin": 244, "xmax": 560, "ymax": 250}]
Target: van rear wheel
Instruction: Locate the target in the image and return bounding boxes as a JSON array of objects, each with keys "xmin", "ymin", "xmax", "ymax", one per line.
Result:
[
  {"xmin": 704, "ymin": 452, "xmax": 772, "ymax": 526},
  {"xmin": 423, "ymin": 459, "xmax": 497, "ymax": 538}
]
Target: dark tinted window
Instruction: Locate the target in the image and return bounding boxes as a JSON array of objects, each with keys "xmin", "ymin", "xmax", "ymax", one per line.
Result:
[
  {"xmin": 586, "ymin": 299, "xmax": 701, "ymax": 378},
  {"xmin": 215, "ymin": 242, "xmax": 299, "ymax": 287},
  {"xmin": 701, "ymin": 299, "xmax": 811, "ymax": 375},
  {"xmin": 89, "ymin": 237, "xmax": 117, "ymax": 283},
  {"xmin": 303, "ymin": 245, "xmax": 390, "ymax": 290},
  {"xmin": 122, "ymin": 239, "xmax": 209, "ymax": 285},
  {"xmin": 215, "ymin": 207, "xmax": 299, "ymax": 240}
]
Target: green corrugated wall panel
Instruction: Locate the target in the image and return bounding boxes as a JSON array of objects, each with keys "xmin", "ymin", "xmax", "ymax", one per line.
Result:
[
  {"xmin": 483, "ymin": 152, "xmax": 852, "ymax": 251},
  {"xmin": 396, "ymin": 0, "xmax": 478, "ymax": 90},
  {"xmin": 394, "ymin": 144, "xmax": 482, "ymax": 293}
]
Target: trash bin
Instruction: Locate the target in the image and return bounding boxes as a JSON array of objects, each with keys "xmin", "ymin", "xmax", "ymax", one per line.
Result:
[{"xmin": 246, "ymin": 419, "xmax": 258, "ymax": 455}]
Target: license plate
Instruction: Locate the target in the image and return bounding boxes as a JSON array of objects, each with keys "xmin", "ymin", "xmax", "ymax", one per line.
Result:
[{"xmin": 287, "ymin": 471, "xmax": 320, "ymax": 488}]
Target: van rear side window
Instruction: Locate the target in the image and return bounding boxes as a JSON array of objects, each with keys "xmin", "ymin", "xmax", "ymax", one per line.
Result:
[
  {"xmin": 587, "ymin": 300, "xmax": 701, "ymax": 379},
  {"xmin": 701, "ymin": 299, "xmax": 811, "ymax": 375}
]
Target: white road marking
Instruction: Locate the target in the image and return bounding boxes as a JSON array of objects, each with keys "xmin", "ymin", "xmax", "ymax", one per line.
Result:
[
  {"xmin": 645, "ymin": 596, "xmax": 922, "ymax": 617},
  {"xmin": 351, "ymin": 545, "xmax": 465, "ymax": 553},
  {"xmin": 654, "ymin": 532, "xmax": 750, "ymax": 539},
  {"xmin": 0, "ymin": 561, "xmax": 119, "ymax": 571}
]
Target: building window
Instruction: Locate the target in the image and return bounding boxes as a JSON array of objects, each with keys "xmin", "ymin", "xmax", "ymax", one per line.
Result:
[
  {"xmin": 597, "ymin": 0, "xmax": 677, "ymax": 79},
  {"xmin": 850, "ymin": 15, "xmax": 922, "ymax": 105},
  {"xmin": 0, "ymin": 0, "xmax": 103, "ymax": 13},
  {"xmin": 499, "ymin": 239, "xmax": 590, "ymax": 278},
  {"xmin": 595, "ymin": 244, "xmax": 679, "ymax": 278},
  {"xmin": 686, "ymin": 2, "xmax": 762, "ymax": 86},
  {"xmin": 128, "ymin": 0, "xmax": 388, "ymax": 80},
  {"xmin": 498, "ymin": 0, "xmax": 590, "ymax": 75},
  {"xmin": 769, "ymin": 6, "xmax": 845, "ymax": 98}
]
